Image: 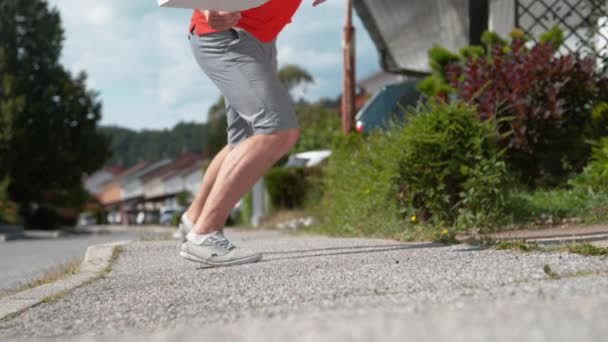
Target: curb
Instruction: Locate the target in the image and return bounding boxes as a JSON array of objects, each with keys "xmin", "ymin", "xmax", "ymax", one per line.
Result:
[
  {"xmin": 492, "ymin": 233, "xmax": 608, "ymax": 249},
  {"xmin": 86, "ymin": 225, "xmax": 177, "ymax": 235},
  {"xmin": 519, "ymin": 233, "xmax": 608, "ymax": 246},
  {"xmin": 0, "ymin": 224, "xmax": 25, "ymax": 242},
  {"xmin": 0, "ymin": 240, "xmax": 132, "ymax": 321},
  {"xmin": 461, "ymin": 225, "xmax": 608, "ymax": 249}
]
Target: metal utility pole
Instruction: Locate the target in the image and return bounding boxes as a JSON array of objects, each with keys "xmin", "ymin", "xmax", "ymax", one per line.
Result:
[{"xmin": 342, "ymin": 0, "xmax": 356, "ymax": 134}]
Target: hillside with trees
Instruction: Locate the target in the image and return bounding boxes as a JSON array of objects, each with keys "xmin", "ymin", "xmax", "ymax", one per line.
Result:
[
  {"xmin": 99, "ymin": 122, "xmax": 211, "ymax": 168},
  {"xmin": 101, "ymin": 64, "xmax": 341, "ymax": 169}
]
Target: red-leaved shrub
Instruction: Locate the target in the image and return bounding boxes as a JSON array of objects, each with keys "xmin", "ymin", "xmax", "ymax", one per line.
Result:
[{"xmin": 445, "ymin": 38, "xmax": 608, "ymax": 187}]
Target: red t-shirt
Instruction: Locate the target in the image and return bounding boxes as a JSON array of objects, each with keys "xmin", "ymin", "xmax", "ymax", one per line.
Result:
[{"xmin": 189, "ymin": 0, "xmax": 302, "ymax": 43}]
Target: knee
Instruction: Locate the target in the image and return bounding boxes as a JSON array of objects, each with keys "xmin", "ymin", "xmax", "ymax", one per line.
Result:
[
  {"xmin": 284, "ymin": 128, "xmax": 300, "ymax": 150},
  {"xmin": 270, "ymin": 128, "xmax": 299, "ymax": 156}
]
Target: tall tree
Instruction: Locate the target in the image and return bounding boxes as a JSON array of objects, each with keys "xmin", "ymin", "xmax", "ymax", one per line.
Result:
[
  {"xmin": 278, "ymin": 64, "xmax": 314, "ymax": 97},
  {"xmin": 0, "ymin": 0, "xmax": 110, "ymax": 217}
]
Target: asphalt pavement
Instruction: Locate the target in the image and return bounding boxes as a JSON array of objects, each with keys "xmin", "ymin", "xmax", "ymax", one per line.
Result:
[
  {"xmin": 0, "ymin": 231, "xmax": 141, "ymax": 297},
  {"xmin": 1, "ymin": 229, "xmax": 607, "ymax": 341}
]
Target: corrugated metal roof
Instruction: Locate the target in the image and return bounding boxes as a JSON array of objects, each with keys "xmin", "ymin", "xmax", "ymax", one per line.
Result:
[{"xmin": 354, "ymin": 0, "xmax": 471, "ymax": 75}]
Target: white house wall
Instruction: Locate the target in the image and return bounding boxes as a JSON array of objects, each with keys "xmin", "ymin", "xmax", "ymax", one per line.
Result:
[
  {"xmin": 489, "ymin": 0, "xmax": 516, "ymax": 37},
  {"xmin": 121, "ymin": 179, "xmax": 143, "ymax": 200},
  {"xmin": 144, "ymin": 178, "xmax": 165, "ymax": 199},
  {"xmin": 184, "ymin": 170, "xmax": 203, "ymax": 195},
  {"xmin": 164, "ymin": 175, "xmax": 184, "ymax": 195},
  {"xmin": 84, "ymin": 170, "xmax": 113, "ymax": 196}
]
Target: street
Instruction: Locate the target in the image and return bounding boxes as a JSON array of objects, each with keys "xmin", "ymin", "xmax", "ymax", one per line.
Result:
[
  {"xmin": 0, "ymin": 231, "xmax": 142, "ymax": 297},
  {"xmin": 1, "ymin": 229, "xmax": 607, "ymax": 341}
]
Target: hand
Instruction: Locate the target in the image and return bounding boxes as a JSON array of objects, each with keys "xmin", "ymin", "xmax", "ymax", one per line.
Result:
[
  {"xmin": 313, "ymin": 0, "xmax": 326, "ymax": 6},
  {"xmin": 203, "ymin": 10, "xmax": 242, "ymax": 31}
]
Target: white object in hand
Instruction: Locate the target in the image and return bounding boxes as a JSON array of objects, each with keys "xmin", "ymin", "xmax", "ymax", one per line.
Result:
[{"xmin": 157, "ymin": 0, "xmax": 269, "ymax": 11}]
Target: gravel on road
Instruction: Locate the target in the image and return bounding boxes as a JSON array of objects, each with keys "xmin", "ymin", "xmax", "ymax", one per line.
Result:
[{"xmin": 1, "ymin": 229, "xmax": 607, "ymax": 341}]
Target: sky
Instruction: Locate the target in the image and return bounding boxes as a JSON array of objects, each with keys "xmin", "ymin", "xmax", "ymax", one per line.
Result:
[{"xmin": 46, "ymin": 0, "xmax": 380, "ymax": 130}]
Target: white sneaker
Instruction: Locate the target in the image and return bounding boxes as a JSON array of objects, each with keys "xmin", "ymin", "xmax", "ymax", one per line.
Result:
[{"xmin": 180, "ymin": 231, "xmax": 262, "ymax": 267}]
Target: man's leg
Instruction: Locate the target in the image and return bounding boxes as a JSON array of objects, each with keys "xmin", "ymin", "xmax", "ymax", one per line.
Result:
[
  {"xmin": 183, "ymin": 144, "xmax": 231, "ymax": 223},
  {"xmin": 184, "ymin": 98, "xmax": 254, "ymax": 226},
  {"xmin": 182, "ymin": 29, "xmax": 298, "ymax": 265},
  {"xmin": 192, "ymin": 128, "xmax": 299, "ymax": 234}
]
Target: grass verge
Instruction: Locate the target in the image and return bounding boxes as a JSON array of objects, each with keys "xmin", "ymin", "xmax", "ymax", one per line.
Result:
[
  {"xmin": 139, "ymin": 233, "xmax": 174, "ymax": 242},
  {"xmin": 40, "ymin": 245, "xmax": 124, "ymax": 304},
  {"xmin": 0, "ymin": 258, "xmax": 81, "ymax": 300}
]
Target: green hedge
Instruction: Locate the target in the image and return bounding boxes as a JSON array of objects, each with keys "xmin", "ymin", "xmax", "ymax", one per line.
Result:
[
  {"xmin": 319, "ymin": 103, "xmax": 511, "ymax": 236},
  {"xmin": 0, "ymin": 178, "xmax": 18, "ymax": 224},
  {"xmin": 572, "ymin": 137, "xmax": 608, "ymax": 193}
]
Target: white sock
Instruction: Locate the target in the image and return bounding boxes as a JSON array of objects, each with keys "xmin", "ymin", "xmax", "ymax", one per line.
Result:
[
  {"xmin": 186, "ymin": 231, "xmax": 214, "ymax": 245},
  {"xmin": 181, "ymin": 213, "xmax": 194, "ymax": 227}
]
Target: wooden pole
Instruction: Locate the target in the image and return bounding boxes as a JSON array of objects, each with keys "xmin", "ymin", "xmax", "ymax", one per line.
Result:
[{"xmin": 342, "ymin": 0, "xmax": 356, "ymax": 134}]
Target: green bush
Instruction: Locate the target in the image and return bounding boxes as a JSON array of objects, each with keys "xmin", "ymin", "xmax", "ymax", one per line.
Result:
[
  {"xmin": 392, "ymin": 103, "xmax": 510, "ymax": 229},
  {"xmin": 506, "ymin": 186, "xmax": 608, "ymax": 225},
  {"xmin": 504, "ymin": 137, "xmax": 608, "ymax": 225},
  {"xmin": 319, "ymin": 103, "xmax": 511, "ymax": 237},
  {"xmin": 265, "ymin": 167, "xmax": 323, "ymax": 210},
  {"xmin": 0, "ymin": 178, "xmax": 18, "ymax": 224},
  {"xmin": 25, "ymin": 206, "xmax": 60, "ymax": 230},
  {"xmin": 239, "ymin": 192, "xmax": 252, "ymax": 225},
  {"xmin": 170, "ymin": 212, "xmax": 182, "ymax": 227},
  {"xmin": 319, "ymin": 132, "xmax": 403, "ymax": 237},
  {"xmin": 421, "ymin": 27, "xmax": 608, "ymax": 187},
  {"xmin": 293, "ymin": 104, "xmax": 342, "ymax": 153},
  {"xmin": 589, "ymin": 102, "xmax": 608, "ymax": 139},
  {"xmin": 572, "ymin": 138, "xmax": 608, "ymax": 193}
]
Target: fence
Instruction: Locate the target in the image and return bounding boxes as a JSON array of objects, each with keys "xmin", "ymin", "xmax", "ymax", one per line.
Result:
[{"xmin": 516, "ymin": 0, "xmax": 608, "ymax": 56}]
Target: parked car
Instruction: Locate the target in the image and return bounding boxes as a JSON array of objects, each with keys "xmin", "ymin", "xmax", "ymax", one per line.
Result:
[
  {"xmin": 160, "ymin": 207, "xmax": 184, "ymax": 226},
  {"xmin": 355, "ymin": 80, "xmax": 422, "ymax": 134},
  {"xmin": 78, "ymin": 212, "xmax": 97, "ymax": 226},
  {"xmin": 106, "ymin": 211, "xmax": 122, "ymax": 225},
  {"xmin": 285, "ymin": 150, "xmax": 332, "ymax": 168},
  {"xmin": 136, "ymin": 211, "xmax": 146, "ymax": 225}
]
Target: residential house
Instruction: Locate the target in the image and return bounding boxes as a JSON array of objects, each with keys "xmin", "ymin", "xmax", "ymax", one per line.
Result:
[
  {"xmin": 90, "ymin": 155, "xmax": 205, "ymax": 225},
  {"xmin": 354, "ymin": 0, "xmax": 607, "ymax": 76},
  {"xmin": 97, "ymin": 162, "xmax": 148, "ymax": 224},
  {"xmin": 351, "ymin": 0, "xmax": 607, "ymax": 132},
  {"xmin": 121, "ymin": 159, "xmax": 172, "ymax": 202},
  {"xmin": 98, "ymin": 162, "xmax": 147, "ymax": 208},
  {"xmin": 83, "ymin": 167, "xmax": 123, "ymax": 197},
  {"xmin": 141, "ymin": 154, "xmax": 204, "ymax": 212}
]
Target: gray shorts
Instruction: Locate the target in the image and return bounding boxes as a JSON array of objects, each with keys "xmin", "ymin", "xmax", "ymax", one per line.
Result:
[{"xmin": 189, "ymin": 28, "xmax": 298, "ymax": 146}]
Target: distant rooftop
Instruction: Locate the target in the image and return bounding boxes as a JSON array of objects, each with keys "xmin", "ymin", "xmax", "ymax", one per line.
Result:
[{"xmin": 140, "ymin": 154, "xmax": 203, "ymax": 183}]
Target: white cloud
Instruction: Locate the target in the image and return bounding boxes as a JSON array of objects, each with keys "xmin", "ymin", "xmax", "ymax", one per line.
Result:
[
  {"xmin": 48, "ymin": 0, "xmax": 380, "ymax": 130},
  {"xmin": 85, "ymin": 4, "xmax": 113, "ymax": 25}
]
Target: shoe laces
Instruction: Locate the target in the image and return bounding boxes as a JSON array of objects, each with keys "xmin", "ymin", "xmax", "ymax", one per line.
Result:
[{"xmin": 209, "ymin": 232, "xmax": 235, "ymax": 250}]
